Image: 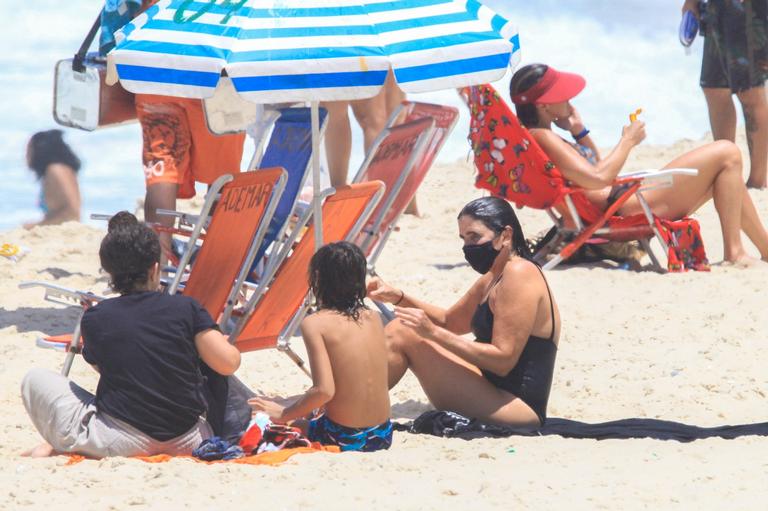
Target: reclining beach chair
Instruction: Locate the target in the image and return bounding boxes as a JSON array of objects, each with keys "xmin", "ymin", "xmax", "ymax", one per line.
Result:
[
  {"xmin": 353, "ymin": 117, "xmax": 435, "ymax": 262},
  {"xmin": 20, "ymin": 169, "xmax": 288, "ymax": 376},
  {"xmin": 224, "ymin": 181, "xmax": 385, "ymax": 376},
  {"xmin": 356, "ymin": 103, "xmax": 459, "ymax": 264},
  {"xmin": 246, "ymin": 107, "xmax": 328, "ymax": 279},
  {"xmin": 157, "ymin": 107, "xmax": 327, "ymax": 278},
  {"xmin": 461, "ymin": 84, "xmax": 709, "ymax": 272}
]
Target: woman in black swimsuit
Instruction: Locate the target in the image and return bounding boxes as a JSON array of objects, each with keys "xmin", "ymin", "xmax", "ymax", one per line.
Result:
[
  {"xmin": 367, "ymin": 197, "xmax": 559, "ymax": 427},
  {"xmin": 511, "ymin": 63, "xmax": 768, "ymax": 266}
]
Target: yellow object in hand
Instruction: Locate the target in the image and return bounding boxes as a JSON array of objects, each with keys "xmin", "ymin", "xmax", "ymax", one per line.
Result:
[{"xmin": 629, "ymin": 108, "xmax": 643, "ymax": 122}]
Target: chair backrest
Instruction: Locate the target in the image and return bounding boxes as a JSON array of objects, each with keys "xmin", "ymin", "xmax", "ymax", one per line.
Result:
[
  {"xmin": 250, "ymin": 107, "xmax": 328, "ymax": 267},
  {"xmin": 231, "ymin": 181, "xmax": 385, "ymax": 353},
  {"xmin": 392, "ymin": 101, "xmax": 459, "ymax": 180},
  {"xmin": 462, "ymin": 84, "xmax": 570, "ymax": 210},
  {"xmin": 352, "ymin": 117, "xmax": 435, "ymax": 257},
  {"xmin": 175, "ymin": 168, "xmax": 287, "ymax": 320},
  {"xmin": 379, "ymin": 100, "xmax": 459, "ymax": 231}
]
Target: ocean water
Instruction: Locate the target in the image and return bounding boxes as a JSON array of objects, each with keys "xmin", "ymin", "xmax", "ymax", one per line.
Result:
[{"xmin": 0, "ymin": 0, "xmax": 708, "ymax": 231}]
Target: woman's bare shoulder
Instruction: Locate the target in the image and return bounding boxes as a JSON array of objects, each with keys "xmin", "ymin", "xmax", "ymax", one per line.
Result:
[{"xmin": 501, "ymin": 258, "xmax": 542, "ymax": 288}]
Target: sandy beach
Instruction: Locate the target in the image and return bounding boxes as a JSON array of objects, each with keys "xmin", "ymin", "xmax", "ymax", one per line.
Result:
[{"xmin": 1, "ymin": 133, "xmax": 767, "ymax": 510}]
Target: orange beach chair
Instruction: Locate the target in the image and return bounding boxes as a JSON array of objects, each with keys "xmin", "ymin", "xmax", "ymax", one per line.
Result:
[
  {"xmin": 225, "ymin": 181, "xmax": 385, "ymax": 375},
  {"xmin": 461, "ymin": 84, "xmax": 709, "ymax": 272},
  {"xmin": 20, "ymin": 169, "xmax": 288, "ymax": 375},
  {"xmin": 355, "ymin": 103, "xmax": 459, "ymax": 266}
]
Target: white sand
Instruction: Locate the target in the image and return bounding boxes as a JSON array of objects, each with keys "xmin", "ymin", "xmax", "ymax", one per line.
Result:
[{"xmin": 1, "ymin": 134, "xmax": 767, "ymax": 510}]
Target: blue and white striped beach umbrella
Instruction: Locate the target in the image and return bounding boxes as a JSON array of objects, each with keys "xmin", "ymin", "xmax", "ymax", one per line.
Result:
[
  {"xmin": 109, "ymin": 0, "xmax": 520, "ymax": 101},
  {"xmin": 107, "ymin": 0, "xmax": 520, "ymax": 247}
]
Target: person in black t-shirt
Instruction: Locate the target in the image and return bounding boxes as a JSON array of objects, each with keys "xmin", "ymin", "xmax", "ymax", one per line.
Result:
[{"xmin": 21, "ymin": 212, "xmax": 241, "ymax": 458}]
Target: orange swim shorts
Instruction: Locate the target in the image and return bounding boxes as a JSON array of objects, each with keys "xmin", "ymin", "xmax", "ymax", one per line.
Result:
[{"xmin": 136, "ymin": 94, "xmax": 245, "ymax": 199}]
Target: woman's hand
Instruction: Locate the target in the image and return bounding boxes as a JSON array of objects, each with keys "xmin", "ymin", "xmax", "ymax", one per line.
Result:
[
  {"xmin": 248, "ymin": 397, "xmax": 286, "ymax": 422},
  {"xmin": 621, "ymin": 120, "xmax": 646, "ymax": 147},
  {"xmin": 367, "ymin": 276, "xmax": 403, "ymax": 304},
  {"xmin": 682, "ymin": 0, "xmax": 700, "ymax": 18},
  {"xmin": 395, "ymin": 306, "xmax": 438, "ymax": 340},
  {"xmin": 554, "ymin": 107, "xmax": 585, "ymax": 134}
]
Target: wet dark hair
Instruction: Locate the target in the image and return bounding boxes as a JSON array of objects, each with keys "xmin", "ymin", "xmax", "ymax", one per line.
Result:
[
  {"xmin": 458, "ymin": 196, "xmax": 532, "ymax": 261},
  {"xmin": 107, "ymin": 210, "xmax": 139, "ymax": 232},
  {"xmin": 309, "ymin": 241, "xmax": 369, "ymax": 321},
  {"xmin": 509, "ymin": 64, "xmax": 549, "ymax": 128},
  {"xmin": 27, "ymin": 129, "xmax": 81, "ymax": 179},
  {"xmin": 99, "ymin": 212, "xmax": 161, "ymax": 295}
]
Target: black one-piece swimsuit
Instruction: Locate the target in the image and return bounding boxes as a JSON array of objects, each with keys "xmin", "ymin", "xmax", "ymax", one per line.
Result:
[{"xmin": 470, "ymin": 267, "xmax": 558, "ymax": 424}]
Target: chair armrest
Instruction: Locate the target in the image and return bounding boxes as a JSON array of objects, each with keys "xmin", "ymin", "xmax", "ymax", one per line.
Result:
[
  {"xmin": 155, "ymin": 209, "xmax": 203, "ymax": 231},
  {"xmin": 618, "ymin": 167, "xmax": 698, "ymax": 180},
  {"xmin": 18, "ymin": 281, "xmax": 106, "ymax": 308}
]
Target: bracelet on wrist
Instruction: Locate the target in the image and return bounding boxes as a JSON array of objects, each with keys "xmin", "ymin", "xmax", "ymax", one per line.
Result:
[
  {"xmin": 393, "ymin": 290, "xmax": 405, "ymax": 306},
  {"xmin": 573, "ymin": 127, "xmax": 590, "ymax": 141}
]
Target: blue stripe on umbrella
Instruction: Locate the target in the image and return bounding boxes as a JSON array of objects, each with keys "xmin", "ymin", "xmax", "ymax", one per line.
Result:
[
  {"xmin": 394, "ymin": 52, "xmax": 510, "ymax": 83},
  {"xmin": 374, "ymin": 11, "xmax": 476, "ymax": 32},
  {"xmin": 231, "ymin": 69, "xmax": 388, "ymax": 92},
  {"xmin": 142, "ymin": 11, "xmax": 481, "ymax": 38},
  {"xmin": 116, "ymin": 64, "xmax": 221, "ymax": 87},
  {"xmin": 119, "ymin": 40, "xmax": 230, "ymax": 59}
]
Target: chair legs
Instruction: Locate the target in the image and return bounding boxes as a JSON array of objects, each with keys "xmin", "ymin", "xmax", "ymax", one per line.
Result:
[{"xmin": 277, "ymin": 339, "xmax": 312, "ymax": 379}]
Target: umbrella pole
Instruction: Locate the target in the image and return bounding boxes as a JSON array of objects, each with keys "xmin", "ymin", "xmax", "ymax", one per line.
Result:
[{"xmin": 311, "ymin": 101, "xmax": 323, "ymax": 250}]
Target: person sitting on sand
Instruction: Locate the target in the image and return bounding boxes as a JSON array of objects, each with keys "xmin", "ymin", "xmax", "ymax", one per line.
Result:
[
  {"xmin": 510, "ymin": 63, "xmax": 768, "ymax": 266},
  {"xmin": 249, "ymin": 241, "xmax": 392, "ymax": 452},
  {"xmin": 368, "ymin": 196, "xmax": 559, "ymax": 428},
  {"xmin": 23, "ymin": 129, "xmax": 81, "ymax": 229},
  {"xmin": 20, "ymin": 213, "xmax": 241, "ymax": 458}
]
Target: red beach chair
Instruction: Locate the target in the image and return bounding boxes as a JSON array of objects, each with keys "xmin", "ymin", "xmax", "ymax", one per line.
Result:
[{"xmin": 461, "ymin": 84, "xmax": 709, "ymax": 272}]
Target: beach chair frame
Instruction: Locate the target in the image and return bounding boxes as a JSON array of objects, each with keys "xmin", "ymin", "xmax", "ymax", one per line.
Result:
[
  {"xmin": 165, "ymin": 169, "xmax": 288, "ymax": 320},
  {"xmin": 461, "ymin": 84, "xmax": 698, "ymax": 272},
  {"xmin": 246, "ymin": 107, "xmax": 329, "ymax": 283},
  {"xmin": 21, "ymin": 170, "xmax": 288, "ymax": 376},
  {"xmin": 353, "ymin": 117, "xmax": 436, "ymax": 263},
  {"xmin": 225, "ymin": 182, "xmax": 386, "ymax": 376}
]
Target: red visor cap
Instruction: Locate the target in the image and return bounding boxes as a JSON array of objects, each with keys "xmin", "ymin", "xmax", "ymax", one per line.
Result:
[{"xmin": 513, "ymin": 67, "xmax": 586, "ymax": 105}]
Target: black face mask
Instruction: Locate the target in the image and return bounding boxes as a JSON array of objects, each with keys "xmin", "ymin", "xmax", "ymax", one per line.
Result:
[{"xmin": 462, "ymin": 240, "xmax": 500, "ymax": 274}]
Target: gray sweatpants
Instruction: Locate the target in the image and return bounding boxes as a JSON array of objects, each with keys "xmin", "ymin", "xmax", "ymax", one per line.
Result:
[{"xmin": 21, "ymin": 368, "xmax": 212, "ymax": 458}]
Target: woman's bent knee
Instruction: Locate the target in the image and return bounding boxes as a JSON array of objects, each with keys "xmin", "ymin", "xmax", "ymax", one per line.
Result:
[{"xmin": 711, "ymin": 140, "xmax": 743, "ymax": 168}]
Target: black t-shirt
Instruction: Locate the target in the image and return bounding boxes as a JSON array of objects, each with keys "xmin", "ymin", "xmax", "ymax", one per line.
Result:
[{"xmin": 81, "ymin": 291, "xmax": 217, "ymax": 441}]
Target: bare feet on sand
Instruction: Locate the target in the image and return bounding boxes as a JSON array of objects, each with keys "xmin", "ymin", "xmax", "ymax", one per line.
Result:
[
  {"xmin": 746, "ymin": 180, "xmax": 766, "ymax": 190},
  {"xmin": 21, "ymin": 442, "xmax": 55, "ymax": 458},
  {"xmin": 718, "ymin": 256, "xmax": 768, "ymax": 269}
]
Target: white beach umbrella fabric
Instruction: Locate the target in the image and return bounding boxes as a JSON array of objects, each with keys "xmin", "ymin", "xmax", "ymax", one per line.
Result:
[
  {"xmin": 108, "ymin": 0, "xmax": 521, "ymax": 246},
  {"xmin": 110, "ymin": 0, "xmax": 519, "ymax": 101}
]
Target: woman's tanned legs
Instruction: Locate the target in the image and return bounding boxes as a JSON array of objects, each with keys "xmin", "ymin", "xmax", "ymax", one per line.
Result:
[
  {"xmin": 385, "ymin": 319, "xmax": 540, "ymax": 427},
  {"xmin": 621, "ymin": 140, "xmax": 768, "ymax": 261}
]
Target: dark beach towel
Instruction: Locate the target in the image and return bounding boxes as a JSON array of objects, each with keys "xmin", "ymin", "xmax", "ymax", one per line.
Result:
[{"xmin": 395, "ymin": 410, "xmax": 768, "ymax": 442}]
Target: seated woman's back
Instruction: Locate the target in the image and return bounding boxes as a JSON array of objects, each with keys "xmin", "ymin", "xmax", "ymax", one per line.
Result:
[{"xmin": 305, "ymin": 308, "xmax": 390, "ymax": 428}]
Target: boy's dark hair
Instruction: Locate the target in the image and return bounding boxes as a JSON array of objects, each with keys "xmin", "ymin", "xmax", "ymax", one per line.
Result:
[
  {"xmin": 308, "ymin": 241, "xmax": 369, "ymax": 321},
  {"xmin": 509, "ymin": 63, "xmax": 549, "ymax": 128},
  {"xmin": 99, "ymin": 213, "xmax": 161, "ymax": 295},
  {"xmin": 107, "ymin": 210, "xmax": 139, "ymax": 232},
  {"xmin": 27, "ymin": 129, "xmax": 81, "ymax": 179},
  {"xmin": 458, "ymin": 196, "xmax": 533, "ymax": 261}
]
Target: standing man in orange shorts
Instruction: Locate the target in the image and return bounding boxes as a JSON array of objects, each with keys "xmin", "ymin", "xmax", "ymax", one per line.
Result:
[{"xmin": 136, "ymin": 94, "xmax": 245, "ymax": 254}]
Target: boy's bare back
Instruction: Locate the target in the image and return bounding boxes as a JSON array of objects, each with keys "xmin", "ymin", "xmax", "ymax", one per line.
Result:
[{"xmin": 301, "ymin": 308, "xmax": 390, "ymax": 428}]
